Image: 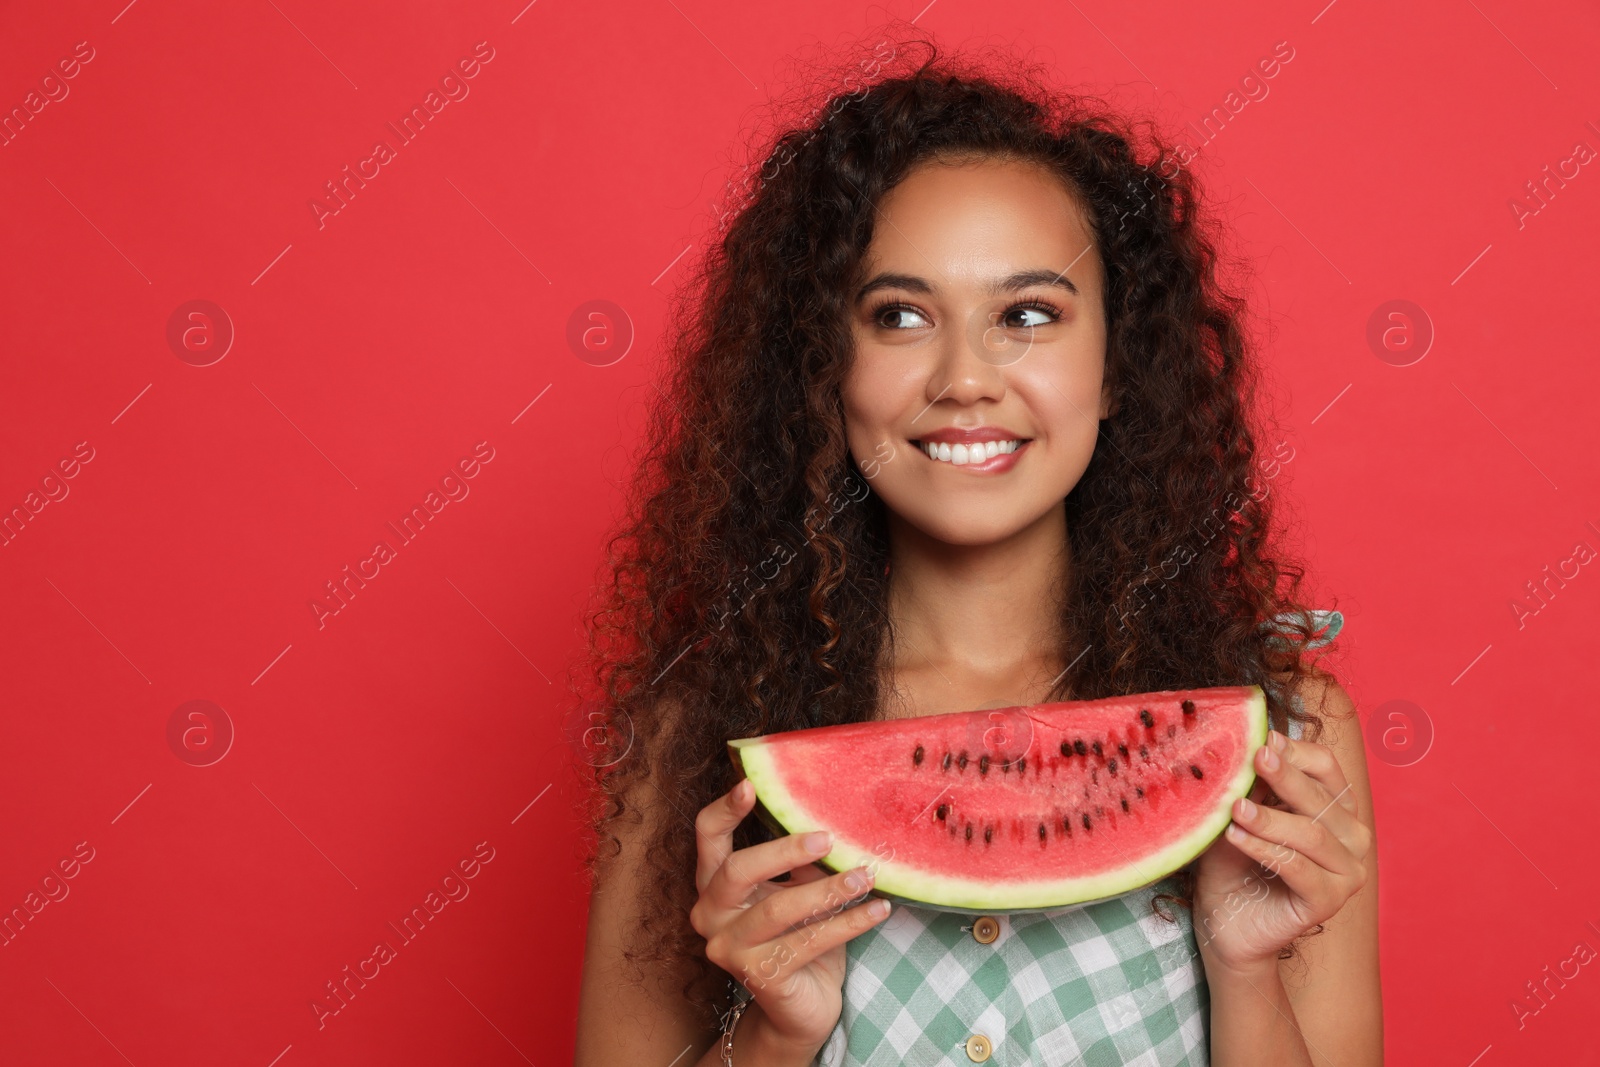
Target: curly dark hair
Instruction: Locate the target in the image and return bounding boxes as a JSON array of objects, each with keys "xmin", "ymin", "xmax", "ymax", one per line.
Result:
[{"xmin": 572, "ymin": 29, "xmax": 1343, "ymax": 1030}]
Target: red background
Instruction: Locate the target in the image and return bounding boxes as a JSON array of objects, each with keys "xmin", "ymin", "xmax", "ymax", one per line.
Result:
[{"xmin": 1, "ymin": 1, "xmax": 1596, "ymax": 1064}]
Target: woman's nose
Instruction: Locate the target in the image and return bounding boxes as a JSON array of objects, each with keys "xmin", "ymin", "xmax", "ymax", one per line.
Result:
[{"xmin": 925, "ymin": 307, "xmax": 1015, "ymax": 405}]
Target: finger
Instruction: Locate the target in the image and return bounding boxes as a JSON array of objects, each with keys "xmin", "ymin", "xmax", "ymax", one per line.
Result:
[
  {"xmin": 1230, "ymin": 794, "xmax": 1360, "ymax": 880},
  {"xmin": 1271, "ymin": 731, "xmax": 1359, "ymax": 815},
  {"xmin": 732, "ymin": 895, "xmax": 892, "ymax": 992},
  {"xmin": 1246, "ymin": 777, "xmax": 1274, "ymax": 805},
  {"xmin": 1223, "ymin": 821, "xmax": 1326, "ymax": 895},
  {"xmin": 704, "ymin": 829, "xmax": 837, "ymax": 910},
  {"xmin": 729, "ymin": 863, "xmax": 878, "ymax": 946},
  {"xmin": 783, "ymin": 861, "xmax": 830, "ymax": 885},
  {"xmin": 1222, "ymin": 822, "xmax": 1345, "ymax": 918},
  {"xmin": 695, "ymin": 779, "xmax": 757, "ymax": 893},
  {"xmin": 1255, "ymin": 735, "xmax": 1362, "ymax": 847}
]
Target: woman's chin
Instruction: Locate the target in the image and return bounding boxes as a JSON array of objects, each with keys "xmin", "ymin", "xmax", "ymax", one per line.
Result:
[{"xmin": 892, "ymin": 508, "xmax": 1050, "ymax": 549}]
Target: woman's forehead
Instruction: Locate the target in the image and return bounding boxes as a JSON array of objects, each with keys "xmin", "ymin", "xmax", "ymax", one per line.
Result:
[{"xmin": 861, "ymin": 158, "xmax": 1100, "ymax": 289}]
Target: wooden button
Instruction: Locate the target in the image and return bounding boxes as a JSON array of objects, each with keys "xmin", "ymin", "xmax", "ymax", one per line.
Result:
[
  {"xmin": 965, "ymin": 1033, "xmax": 993, "ymax": 1061},
  {"xmin": 972, "ymin": 916, "xmax": 1000, "ymax": 944}
]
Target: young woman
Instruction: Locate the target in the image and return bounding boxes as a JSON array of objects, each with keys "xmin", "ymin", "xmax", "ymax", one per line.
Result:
[{"xmin": 575, "ymin": 38, "xmax": 1381, "ymax": 1067}]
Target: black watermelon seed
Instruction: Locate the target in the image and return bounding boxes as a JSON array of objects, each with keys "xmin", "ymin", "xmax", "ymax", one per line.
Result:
[
  {"xmin": 1074, "ymin": 739, "xmax": 1088, "ymax": 756},
  {"xmin": 1001, "ymin": 759, "xmax": 1011, "ymax": 773},
  {"xmin": 1139, "ymin": 708, "xmax": 1154, "ymax": 728},
  {"xmin": 1081, "ymin": 812, "xmax": 1093, "ymax": 831},
  {"xmin": 1181, "ymin": 699, "xmax": 1196, "ymax": 716},
  {"xmin": 1118, "ymin": 743, "xmax": 1129, "ymax": 759},
  {"xmin": 980, "ymin": 754, "xmax": 991, "ymax": 774},
  {"xmin": 913, "ymin": 745, "xmax": 925, "ymax": 766},
  {"xmin": 957, "ymin": 752, "xmax": 969, "ymax": 770},
  {"xmin": 1190, "ymin": 764, "xmax": 1204, "ymax": 779},
  {"xmin": 943, "ymin": 752, "xmax": 952, "ymax": 771},
  {"xmin": 1120, "ymin": 796, "xmax": 1130, "ymax": 812},
  {"xmin": 986, "ymin": 825, "xmax": 995, "ymax": 844},
  {"xmin": 1135, "ymin": 786, "xmax": 1145, "ymax": 798},
  {"xmin": 1037, "ymin": 822, "xmax": 1046, "ymax": 842},
  {"xmin": 1017, "ymin": 757, "xmax": 1026, "ymax": 774},
  {"xmin": 1139, "ymin": 745, "xmax": 1149, "ymax": 760},
  {"xmin": 1167, "ymin": 725, "xmax": 1177, "ymax": 738},
  {"xmin": 965, "ymin": 823, "xmax": 973, "ymax": 841},
  {"xmin": 1092, "ymin": 741, "xmax": 1103, "ymax": 757},
  {"xmin": 1108, "ymin": 759, "xmax": 1118, "ymax": 775},
  {"xmin": 1059, "ymin": 741, "xmax": 1071, "ymax": 758},
  {"xmin": 936, "ymin": 803, "xmax": 949, "ymax": 820}
]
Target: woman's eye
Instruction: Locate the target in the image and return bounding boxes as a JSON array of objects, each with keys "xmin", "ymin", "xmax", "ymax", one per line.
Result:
[
  {"xmin": 1002, "ymin": 306, "xmax": 1056, "ymax": 328},
  {"xmin": 873, "ymin": 302, "xmax": 1056, "ymax": 330},
  {"xmin": 878, "ymin": 305, "xmax": 931, "ymax": 330}
]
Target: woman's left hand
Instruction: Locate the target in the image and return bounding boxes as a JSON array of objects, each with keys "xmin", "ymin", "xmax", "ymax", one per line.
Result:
[{"xmin": 1191, "ymin": 727, "xmax": 1373, "ymax": 975}]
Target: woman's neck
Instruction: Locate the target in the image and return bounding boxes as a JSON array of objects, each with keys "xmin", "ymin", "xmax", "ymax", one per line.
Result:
[{"xmin": 880, "ymin": 502, "xmax": 1073, "ymax": 714}]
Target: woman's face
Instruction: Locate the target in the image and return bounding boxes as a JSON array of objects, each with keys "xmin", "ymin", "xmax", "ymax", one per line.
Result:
[{"xmin": 842, "ymin": 155, "xmax": 1112, "ymax": 547}]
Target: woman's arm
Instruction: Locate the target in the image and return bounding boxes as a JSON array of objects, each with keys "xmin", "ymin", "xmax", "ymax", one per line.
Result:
[
  {"xmin": 575, "ymin": 776, "xmax": 823, "ymax": 1067},
  {"xmin": 575, "ymin": 776, "xmax": 716, "ymax": 1066},
  {"xmin": 1203, "ymin": 671, "xmax": 1383, "ymax": 1066},
  {"xmin": 1274, "ymin": 673, "xmax": 1383, "ymax": 1063}
]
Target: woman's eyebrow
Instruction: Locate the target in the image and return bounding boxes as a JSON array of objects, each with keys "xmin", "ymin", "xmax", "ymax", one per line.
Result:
[{"xmin": 854, "ymin": 268, "xmax": 1080, "ymax": 304}]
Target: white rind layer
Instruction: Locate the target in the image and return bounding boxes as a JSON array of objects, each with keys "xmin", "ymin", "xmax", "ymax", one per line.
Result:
[{"xmin": 728, "ymin": 687, "xmax": 1268, "ymax": 913}]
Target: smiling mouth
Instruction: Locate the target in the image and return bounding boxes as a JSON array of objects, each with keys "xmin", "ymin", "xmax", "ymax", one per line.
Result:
[{"xmin": 910, "ymin": 438, "xmax": 1032, "ymax": 465}]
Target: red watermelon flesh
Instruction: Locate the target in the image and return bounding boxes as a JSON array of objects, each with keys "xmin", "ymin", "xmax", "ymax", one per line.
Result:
[{"xmin": 727, "ymin": 685, "xmax": 1267, "ymax": 913}]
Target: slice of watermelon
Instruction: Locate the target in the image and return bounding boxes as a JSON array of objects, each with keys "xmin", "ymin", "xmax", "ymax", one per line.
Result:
[{"xmin": 727, "ymin": 685, "xmax": 1267, "ymax": 914}]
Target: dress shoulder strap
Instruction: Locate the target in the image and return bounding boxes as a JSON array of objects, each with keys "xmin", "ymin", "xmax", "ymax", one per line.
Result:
[
  {"xmin": 1258, "ymin": 609, "xmax": 1344, "ymax": 742},
  {"xmin": 1257, "ymin": 608, "xmax": 1344, "ymax": 650}
]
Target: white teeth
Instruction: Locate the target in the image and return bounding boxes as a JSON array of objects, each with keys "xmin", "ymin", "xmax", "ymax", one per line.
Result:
[{"xmin": 920, "ymin": 439, "xmax": 1021, "ymax": 465}]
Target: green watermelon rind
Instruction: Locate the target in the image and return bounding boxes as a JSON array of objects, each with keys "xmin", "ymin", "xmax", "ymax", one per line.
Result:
[{"xmin": 727, "ymin": 686, "xmax": 1268, "ymax": 915}]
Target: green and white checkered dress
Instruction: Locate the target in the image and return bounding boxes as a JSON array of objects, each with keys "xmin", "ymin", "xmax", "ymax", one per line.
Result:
[{"xmin": 798, "ymin": 609, "xmax": 1345, "ymax": 1066}]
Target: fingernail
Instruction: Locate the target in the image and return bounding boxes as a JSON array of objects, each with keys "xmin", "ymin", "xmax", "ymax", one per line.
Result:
[
  {"xmin": 869, "ymin": 899, "xmax": 890, "ymax": 917},
  {"xmin": 844, "ymin": 866, "xmax": 869, "ymax": 891},
  {"xmin": 1239, "ymin": 797, "xmax": 1257, "ymax": 820},
  {"xmin": 1269, "ymin": 729, "xmax": 1287, "ymax": 752},
  {"xmin": 738, "ymin": 780, "xmax": 752, "ymax": 801},
  {"xmin": 1261, "ymin": 746, "xmax": 1280, "ymax": 771},
  {"xmin": 805, "ymin": 830, "xmax": 833, "ymax": 854}
]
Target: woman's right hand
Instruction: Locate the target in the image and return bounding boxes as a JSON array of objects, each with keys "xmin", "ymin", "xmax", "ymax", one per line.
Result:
[{"xmin": 690, "ymin": 778, "xmax": 893, "ymax": 1055}]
